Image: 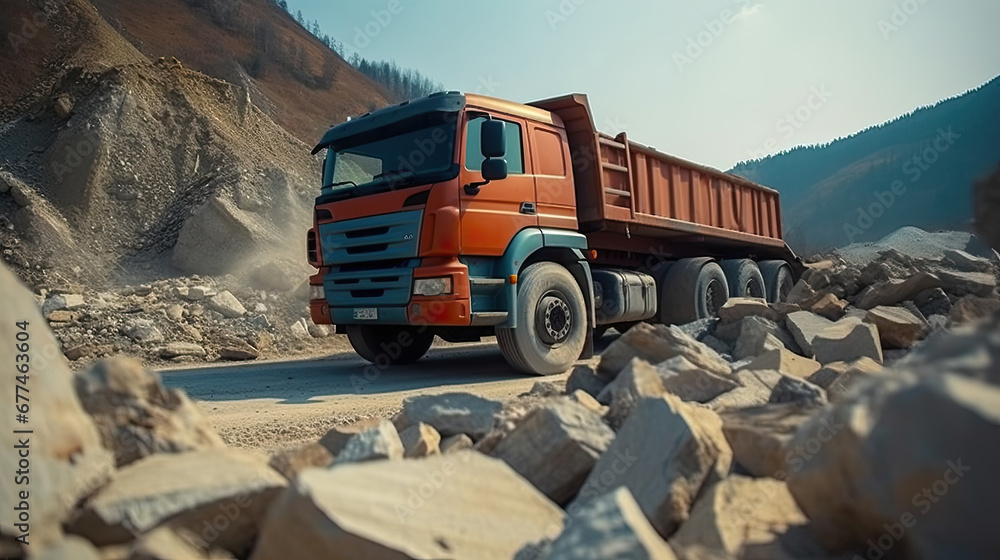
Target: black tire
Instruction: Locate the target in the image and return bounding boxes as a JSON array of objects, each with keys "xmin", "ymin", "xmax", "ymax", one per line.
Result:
[
  {"xmin": 496, "ymin": 262, "xmax": 588, "ymax": 375},
  {"xmin": 658, "ymin": 258, "xmax": 730, "ymax": 324},
  {"xmin": 758, "ymin": 260, "xmax": 794, "ymax": 303},
  {"xmin": 720, "ymin": 259, "xmax": 766, "ymax": 299},
  {"xmin": 346, "ymin": 325, "xmax": 435, "ymax": 365}
]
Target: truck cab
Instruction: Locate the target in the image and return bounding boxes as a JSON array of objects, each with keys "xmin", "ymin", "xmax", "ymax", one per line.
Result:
[{"xmin": 308, "ymin": 91, "xmax": 799, "ymax": 375}]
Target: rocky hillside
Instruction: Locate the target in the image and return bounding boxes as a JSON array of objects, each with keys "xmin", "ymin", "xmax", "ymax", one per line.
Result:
[
  {"xmin": 0, "ymin": 0, "xmax": 325, "ymax": 289},
  {"xmin": 730, "ymin": 76, "xmax": 1000, "ymax": 253},
  {"xmin": 2, "ymin": 236, "xmax": 999, "ymax": 557},
  {"xmin": 1, "ymin": 0, "xmax": 391, "ymax": 145}
]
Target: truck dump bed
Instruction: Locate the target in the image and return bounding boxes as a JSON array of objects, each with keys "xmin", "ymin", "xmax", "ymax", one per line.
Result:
[{"xmin": 530, "ymin": 94, "xmax": 788, "ymax": 257}]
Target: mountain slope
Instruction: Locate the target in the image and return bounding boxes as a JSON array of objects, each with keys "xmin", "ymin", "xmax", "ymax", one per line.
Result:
[
  {"xmin": 86, "ymin": 0, "xmax": 390, "ymax": 145},
  {"xmin": 730, "ymin": 76, "xmax": 1000, "ymax": 253}
]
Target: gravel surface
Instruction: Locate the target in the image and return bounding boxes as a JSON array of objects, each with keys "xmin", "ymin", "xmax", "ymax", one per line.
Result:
[{"xmin": 835, "ymin": 226, "xmax": 995, "ymax": 266}]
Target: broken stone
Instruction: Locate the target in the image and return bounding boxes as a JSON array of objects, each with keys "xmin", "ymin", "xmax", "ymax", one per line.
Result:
[
  {"xmin": 335, "ymin": 420, "xmax": 404, "ymax": 463},
  {"xmin": 74, "ymin": 357, "xmax": 226, "ymax": 467},
  {"xmin": 549, "ymin": 488, "xmax": 677, "ymax": 559},
  {"xmin": 219, "ymin": 345, "xmax": 259, "ymax": 361},
  {"xmin": 669, "ymin": 476, "xmax": 808, "ymax": 559},
  {"xmin": 707, "ymin": 369, "xmax": 785, "ymax": 410},
  {"xmin": 808, "ymin": 293, "xmax": 848, "ymax": 321},
  {"xmin": 30, "ymin": 535, "xmax": 101, "ymax": 560},
  {"xmin": 164, "ymin": 304, "xmax": 185, "ymax": 322},
  {"xmin": 268, "ymin": 442, "xmax": 333, "ymax": 481},
  {"xmin": 768, "ymin": 375, "xmax": 827, "ymax": 406},
  {"xmin": 769, "ymin": 302, "xmax": 802, "ymax": 320},
  {"xmin": 567, "ymin": 364, "xmax": 610, "ymax": 396},
  {"xmin": 935, "ymin": 268, "xmax": 997, "ymax": 297},
  {"xmin": 185, "ymin": 286, "xmax": 216, "ymax": 301},
  {"xmin": 567, "ymin": 389, "xmax": 606, "ymax": 414},
  {"xmin": 158, "ymin": 342, "xmax": 206, "ymax": 360},
  {"xmin": 121, "ymin": 318, "xmax": 165, "ymax": 344},
  {"xmin": 943, "ymin": 248, "xmax": 993, "ymax": 273},
  {"xmin": 398, "ymin": 422, "xmax": 441, "ymax": 458},
  {"xmin": 289, "ymin": 318, "xmax": 310, "ymax": 339},
  {"xmin": 913, "ymin": 287, "xmax": 952, "ymax": 317},
  {"xmin": 206, "ymin": 291, "xmax": 246, "ymax": 318},
  {"xmin": 784, "ymin": 311, "xmax": 834, "ymax": 357},
  {"xmin": 493, "ymin": 399, "xmax": 615, "ymax": 504},
  {"xmin": 739, "ymin": 348, "xmax": 821, "ymax": 379},
  {"xmin": 440, "ymin": 433, "xmax": 474, "ymax": 454},
  {"xmin": 599, "ymin": 323, "xmax": 731, "ymax": 379},
  {"xmin": 811, "ymin": 317, "xmax": 883, "ymax": 365},
  {"xmin": 732, "ymin": 317, "xmax": 788, "ymax": 361},
  {"xmin": 656, "ymin": 355, "xmax": 739, "ymax": 404},
  {"xmin": 128, "ymin": 526, "xmax": 224, "ymax": 560},
  {"xmin": 865, "ymin": 306, "xmax": 928, "ymax": 349},
  {"xmin": 786, "ymin": 280, "xmax": 823, "ymax": 308},
  {"xmin": 250, "ymin": 453, "xmax": 564, "ymax": 559},
  {"xmin": 394, "ymin": 392, "xmax": 503, "ymax": 439},
  {"xmin": 317, "ymin": 418, "xmax": 384, "ymax": 456},
  {"xmin": 949, "ymin": 295, "xmax": 1000, "ymax": 323},
  {"xmin": 573, "ymin": 394, "xmax": 732, "ymax": 538},
  {"xmin": 807, "ymin": 358, "xmax": 884, "ymax": 402},
  {"xmin": 787, "ymin": 371, "xmax": 1000, "ymax": 558},
  {"xmin": 717, "ymin": 297, "xmax": 777, "ymax": 323},
  {"xmin": 0, "ymin": 266, "xmax": 113, "ymax": 549},
  {"xmin": 855, "ymin": 272, "xmax": 940, "ymax": 309},
  {"xmin": 69, "ymin": 450, "xmax": 286, "ymax": 556},
  {"xmin": 597, "ymin": 358, "xmax": 667, "ymax": 429},
  {"xmin": 720, "ymin": 403, "xmax": 819, "ymax": 478}
]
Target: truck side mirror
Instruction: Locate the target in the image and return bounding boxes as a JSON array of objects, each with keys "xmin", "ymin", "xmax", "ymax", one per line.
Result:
[
  {"xmin": 481, "ymin": 158, "xmax": 508, "ymax": 182},
  {"xmin": 481, "ymin": 120, "xmax": 506, "ymax": 158}
]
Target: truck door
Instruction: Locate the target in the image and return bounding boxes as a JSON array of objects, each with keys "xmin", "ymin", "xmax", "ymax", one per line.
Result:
[
  {"xmin": 529, "ymin": 124, "xmax": 578, "ymax": 231},
  {"xmin": 459, "ymin": 114, "xmax": 538, "ymax": 256}
]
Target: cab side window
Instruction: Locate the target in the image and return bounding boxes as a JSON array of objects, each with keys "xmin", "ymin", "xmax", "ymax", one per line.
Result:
[{"xmin": 465, "ymin": 117, "xmax": 524, "ymax": 174}]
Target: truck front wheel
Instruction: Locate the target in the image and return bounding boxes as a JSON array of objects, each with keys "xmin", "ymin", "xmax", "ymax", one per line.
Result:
[
  {"xmin": 346, "ymin": 325, "xmax": 435, "ymax": 366},
  {"xmin": 497, "ymin": 262, "xmax": 588, "ymax": 375}
]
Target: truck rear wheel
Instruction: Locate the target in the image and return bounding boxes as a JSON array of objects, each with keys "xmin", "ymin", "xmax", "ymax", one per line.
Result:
[
  {"xmin": 497, "ymin": 262, "xmax": 587, "ymax": 375},
  {"xmin": 720, "ymin": 259, "xmax": 766, "ymax": 299},
  {"xmin": 659, "ymin": 258, "xmax": 730, "ymax": 324},
  {"xmin": 758, "ymin": 260, "xmax": 794, "ymax": 303},
  {"xmin": 346, "ymin": 325, "xmax": 435, "ymax": 365}
]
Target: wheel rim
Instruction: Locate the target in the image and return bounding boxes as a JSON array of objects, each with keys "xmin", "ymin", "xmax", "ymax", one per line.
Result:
[
  {"xmin": 536, "ymin": 290, "xmax": 573, "ymax": 346},
  {"xmin": 746, "ymin": 278, "xmax": 765, "ymax": 299},
  {"xmin": 706, "ymin": 279, "xmax": 726, "ymax": 315},
  {"xmin": 778, "ymin": 274, "xmax": 794, "ymax": 302}
]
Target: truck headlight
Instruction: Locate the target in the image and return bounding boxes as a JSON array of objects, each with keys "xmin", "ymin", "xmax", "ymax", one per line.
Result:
[
  {"xmin": 413, "ymin": 277, "xmax": 452, "ymax": 297},
  {"xmin": 309, "ymin": 284, "xmax": 325, "ymax": 301}
]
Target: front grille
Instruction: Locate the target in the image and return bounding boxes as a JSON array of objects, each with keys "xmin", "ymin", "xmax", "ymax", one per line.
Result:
[{"xmin": 319, "ymin": 210, "xmax": 423, "ymax": 307}]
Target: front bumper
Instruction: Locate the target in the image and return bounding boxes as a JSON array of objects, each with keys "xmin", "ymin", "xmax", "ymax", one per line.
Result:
[{"xmin": 310, "ymin": 259, "xmax": 473, "ymax": 327}]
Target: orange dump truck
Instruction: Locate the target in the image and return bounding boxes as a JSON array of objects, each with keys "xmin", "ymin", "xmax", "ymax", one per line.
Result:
[{"xmin": 307, "ymin": 92, "xmax": 801, "ymax": 374}]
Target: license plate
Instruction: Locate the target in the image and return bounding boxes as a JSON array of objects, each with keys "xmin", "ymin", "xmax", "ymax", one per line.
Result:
[{"xmin": 353, "ymin": 308, "xmax": 378, "ymax": 320}]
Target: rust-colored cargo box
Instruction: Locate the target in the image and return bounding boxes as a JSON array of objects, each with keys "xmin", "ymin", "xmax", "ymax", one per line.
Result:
[{"xmin": 530, "ymin": 94, "xmax": 787, "ymax": 257}]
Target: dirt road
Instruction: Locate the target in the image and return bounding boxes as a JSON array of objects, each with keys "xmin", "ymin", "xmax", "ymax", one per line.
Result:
[{"xmin": 159, "ymin": 340, "xmax": 598, "ymax": 454}]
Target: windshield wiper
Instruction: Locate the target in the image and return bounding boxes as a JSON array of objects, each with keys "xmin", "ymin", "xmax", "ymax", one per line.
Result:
[{"xmin": 329, "ymin": 180, "xmax": 358, "ymax": 188}]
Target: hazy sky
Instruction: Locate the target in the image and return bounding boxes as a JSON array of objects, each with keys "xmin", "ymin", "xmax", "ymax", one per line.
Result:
[{"xmin": 290, "ymin": 0, "xmax": 1000, "ymax": 170}]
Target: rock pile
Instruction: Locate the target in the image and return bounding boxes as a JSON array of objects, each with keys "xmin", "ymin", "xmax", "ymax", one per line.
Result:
[
  {"xmin": 3, "ymin": 239, "xmax": 1000, "ymax": 559},
  {"xmin": 26, "ymin": 269, "xmax": 344, "ymax": 368}
]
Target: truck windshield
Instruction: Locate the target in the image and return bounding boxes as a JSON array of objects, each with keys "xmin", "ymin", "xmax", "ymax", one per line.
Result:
[{"xmin": 322, "ymin": 115, "xmax": 458, "ymax": 198}]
